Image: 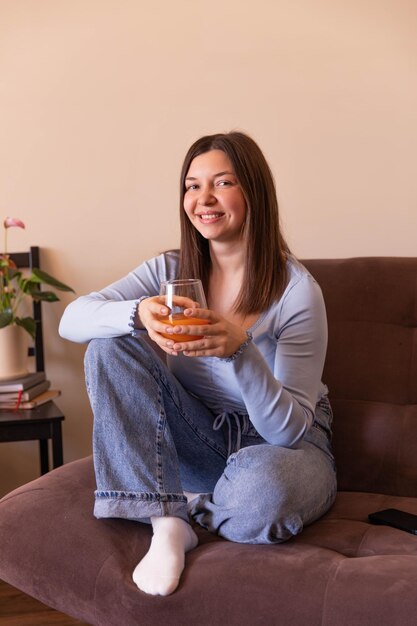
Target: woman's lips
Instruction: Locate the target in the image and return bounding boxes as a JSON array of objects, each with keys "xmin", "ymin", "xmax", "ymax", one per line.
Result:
[{"xmin": 196, "ymin": 212, "xmax": 224, "ymax": 223}]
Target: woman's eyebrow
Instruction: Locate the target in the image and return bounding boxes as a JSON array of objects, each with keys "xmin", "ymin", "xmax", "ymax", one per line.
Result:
[
  {"xmin": 185, "ymin": 171, "xmax": 235, "ymax": 181},
  {"xmin": 214, "ymin": 171, "xmax": 235, "ymax": 177}
]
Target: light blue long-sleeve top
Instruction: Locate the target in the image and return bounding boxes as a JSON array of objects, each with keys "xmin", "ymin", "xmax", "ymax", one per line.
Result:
[{"xmin": 59, "ymin": 251, "xmax": 329, "ymax": 448}]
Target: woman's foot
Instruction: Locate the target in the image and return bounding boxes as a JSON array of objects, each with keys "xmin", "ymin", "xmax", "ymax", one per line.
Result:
[{"xmin": 132, "ymin": 516, "xmax": 198, "ymax": 596}]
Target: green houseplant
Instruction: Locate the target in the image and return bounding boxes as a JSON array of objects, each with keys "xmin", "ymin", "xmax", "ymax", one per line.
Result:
[
  {"xmin": 0, "ymin": 216, "xmax": 74, "ymax": 379},
  {"xmin": 0, "ymin": 217, "xmax": 74, "ymax": 339}
]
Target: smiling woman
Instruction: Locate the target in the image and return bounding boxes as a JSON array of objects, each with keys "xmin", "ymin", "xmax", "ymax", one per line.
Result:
[
  {"xmin": 178, "ymin": 132, "xmax": 290, "ymax": 316},
  {"xmin": 59, "ymin": 130, "xmax": 336, "ymax": 598},
  {"xmin": 183, "ymin": 150, "xmax": 247, "ymax": 245}
]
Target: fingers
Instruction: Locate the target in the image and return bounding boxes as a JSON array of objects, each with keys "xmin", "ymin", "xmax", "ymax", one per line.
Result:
[
  {"xmin": 139, "ymin": 298, "xmax": 214, "ymax": 357},
  {"xmin": 170, "ymin": 336, "xmax": 223, "ymax": 357},
  {"xmin": 141, "ymin": 302, "xmax": 243, "ymax": 358},
  {"xmin": 147, "ymin": 330, "xmax": 179, "ymax": 356},
  {"xmin": 183, "ymin": 307, "xmax": 213, "ymax": 320},
  {"xmin": 168, "ymin": 322, "xmax": 248, "ymax": 358},
  {"xmin": 156, "ymin": 326, "xmax": 243, "ymax": 358},
  {"xmin": 162, "ymin": 322, "xmax": 213, "ymax": 338},
  {"xmin": 165, "ymin": 295, "xmax": 200, "ymax": 309},
  {"xmin": 139, "ymin": 296, "xmax": 169, "ymax": 321}
]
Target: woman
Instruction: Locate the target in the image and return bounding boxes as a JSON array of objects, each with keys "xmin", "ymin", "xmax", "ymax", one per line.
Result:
[{"xmin": 59, "ymin": 131, "xmax": 336, "ymax": 596}]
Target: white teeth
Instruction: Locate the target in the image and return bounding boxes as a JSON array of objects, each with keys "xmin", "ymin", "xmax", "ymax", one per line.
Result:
[{"xmin": 199, "ymin": 213, "xmax": 222, "ymax": 220}]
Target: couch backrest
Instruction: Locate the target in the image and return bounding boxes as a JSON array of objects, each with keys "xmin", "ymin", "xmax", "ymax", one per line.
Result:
[{"xmin": 304, "ymin": 257, "xmax": 417, "ymax": 497}]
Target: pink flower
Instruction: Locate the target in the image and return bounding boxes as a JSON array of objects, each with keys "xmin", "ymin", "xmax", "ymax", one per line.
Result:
[{"xmin": 4, "ymin": 217, "xmax": 25, "ymax": 229}]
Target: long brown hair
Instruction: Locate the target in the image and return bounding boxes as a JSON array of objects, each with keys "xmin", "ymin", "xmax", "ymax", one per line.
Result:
[{"xmin": 179, "ymin": 131, "xmax": 290, "ymax": 314}]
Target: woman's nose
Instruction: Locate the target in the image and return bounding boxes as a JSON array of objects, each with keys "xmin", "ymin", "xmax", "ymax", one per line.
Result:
[{"xmin": 197, "ymin": 186, "xmax": 216, "ymax": 205}]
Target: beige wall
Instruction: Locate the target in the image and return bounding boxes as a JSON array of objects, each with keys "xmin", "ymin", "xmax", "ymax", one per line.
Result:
[{"xmin": 0, "ymin": 0, "xmax": 416, "ymax": 495}]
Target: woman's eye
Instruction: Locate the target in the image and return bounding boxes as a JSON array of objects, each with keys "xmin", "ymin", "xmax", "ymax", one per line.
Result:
[
  {"xmin": 217, "ymin": 180, "xmax": 232, "ymax": 187},
  {"xmin": 186, "ymin": 184, "xmax": 199, "ymax": 191}
]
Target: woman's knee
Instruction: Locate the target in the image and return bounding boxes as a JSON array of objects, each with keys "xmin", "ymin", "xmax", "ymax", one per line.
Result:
[
  {"xmin": 84, "ymin": 337, "xmax": 109, "ymax": 368},
  {"xmin": 222, "ymin": 445, "xmax": 306, "ymax": 542},
  {"xmin": 84, "ymin": 336, "xmax": 159, "ymax": 402},
  {"xmin": 191, "ymin": 443, "xmax": 336, "ymax": 544},
  {"xmin": 85, "ymin": 335, "xmax": 154, "ymax": 372}
]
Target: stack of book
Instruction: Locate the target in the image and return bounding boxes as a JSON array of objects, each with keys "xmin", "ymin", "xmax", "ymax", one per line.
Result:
[{"xmin": 0, "ymin": 372, "xmax": 60, "ymax": 410}]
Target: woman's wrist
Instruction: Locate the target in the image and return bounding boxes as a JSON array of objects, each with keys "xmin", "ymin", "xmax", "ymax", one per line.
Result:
[
  {"xmin": 129, "ymin": 296, "xmax": 149, "ymax": 336},
  {"xmin": 221, "ymin": 331, "xmax": 253, "ymax": 362}
]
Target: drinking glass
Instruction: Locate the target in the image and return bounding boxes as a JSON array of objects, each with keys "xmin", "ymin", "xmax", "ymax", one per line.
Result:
[{"xmin": 159, "ymin": 278, "xmax": 207, "ymax": 342}]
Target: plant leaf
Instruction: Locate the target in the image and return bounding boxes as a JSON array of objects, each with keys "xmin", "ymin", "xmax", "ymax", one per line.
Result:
[
  {"xmin": 7, "ymin": 268, "xmax": 22, "ymax": 281},
  {"xmin": 31, "ymin": 268, "xmax": 74, "ymax": 292},
  {"xmin": 31, "ymin": 290, "xmax": 60, "ymax": 302},
  {"xmin": 19, "ymin": 279, "xmax": 39, "ymax": 295},
  {"xmin": 0, "ymin": 311, "xmax": 13, "ymax": 328},
  {"xmin": 16, "ymin": 316, "xmax": 37, "ymax": 339}
]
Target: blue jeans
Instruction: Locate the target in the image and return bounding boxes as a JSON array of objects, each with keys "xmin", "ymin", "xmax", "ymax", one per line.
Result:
[{"xmin": 85, "ymin": 335, "xmax": 337, "ymax": 544}]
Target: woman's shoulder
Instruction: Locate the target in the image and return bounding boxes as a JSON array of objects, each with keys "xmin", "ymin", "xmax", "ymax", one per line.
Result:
[
  {"xmin": 94, "ymin": 250, "xmax": 180, "ymax": 300},
  {"xmin": 280, "ymin": 255, "xmax": 325, "ymax": 306},
  {"xmin": 286, "ymin": 255, "xmax": 315, "ymax": 285},
  {"xmin": 132, "ymin": 249, "xmax": 180, "ymax": 282}
]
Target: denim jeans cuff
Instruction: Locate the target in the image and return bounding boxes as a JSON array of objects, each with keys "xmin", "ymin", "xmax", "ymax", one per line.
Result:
[{"xmin": 94, "ymin": 492, "xmax": 189, "ymax": 523}]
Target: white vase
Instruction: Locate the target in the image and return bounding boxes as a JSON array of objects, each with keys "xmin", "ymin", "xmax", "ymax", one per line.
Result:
[{"xmin": 0, "ymin": 324, "xmax": 29, "ymax": 380}]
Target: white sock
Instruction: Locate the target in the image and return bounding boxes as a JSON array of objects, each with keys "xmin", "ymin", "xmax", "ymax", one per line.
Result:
[{"xmin": 132, "ymin": 516, "xmax": 198, "ymax": 596}]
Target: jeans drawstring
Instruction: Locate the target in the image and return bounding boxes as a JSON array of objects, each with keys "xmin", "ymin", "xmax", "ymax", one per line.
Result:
[{"xmin": 213, "ymin": 412, "xmax": 247, "ymax": 457}]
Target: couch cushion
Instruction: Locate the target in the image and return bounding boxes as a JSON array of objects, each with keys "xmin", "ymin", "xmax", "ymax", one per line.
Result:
[
  {"xmin": 1, "ymin": 457, "xmax": 417, "ymax": 626},
  {"xmin": 304, "ymin": 257, "xmax": 417, "ymax": 496}
]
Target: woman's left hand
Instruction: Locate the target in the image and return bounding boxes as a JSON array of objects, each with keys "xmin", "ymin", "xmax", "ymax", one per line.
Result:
[{"xmin": 162, "ymin": 307, "xmax": 248, "ymax": 358}]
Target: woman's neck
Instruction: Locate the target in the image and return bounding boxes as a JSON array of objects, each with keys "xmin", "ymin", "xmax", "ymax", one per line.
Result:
[
  {"xmin": 207, "ymin": 242, "xmax": 248, "ymax": 322},
  {"xmin": 209, "ymin": 241, "xmax": 245, "ymax": 277}
]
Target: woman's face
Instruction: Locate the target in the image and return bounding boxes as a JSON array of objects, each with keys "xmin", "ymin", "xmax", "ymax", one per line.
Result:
[{"xmin": 183, "ymin": 150, "xmax": 247, "ymax": 245}]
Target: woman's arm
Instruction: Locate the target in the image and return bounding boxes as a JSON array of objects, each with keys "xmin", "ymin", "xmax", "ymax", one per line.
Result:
[
  {"xmin": 59, "ymin": 251, "xmax": 178, "ymax": 343},
  {"xmin": 164, "ymin": 267, "xmax": 327, "ymax": 448},
  {"xmin": 229, "ymin": 273, "xmax": 327, "ymax": 447}
]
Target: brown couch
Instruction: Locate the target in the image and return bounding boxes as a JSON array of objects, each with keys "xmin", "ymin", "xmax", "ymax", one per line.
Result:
[{"xmin": 1, "ymin": 257, "xmax": 416, "ymax": 626}]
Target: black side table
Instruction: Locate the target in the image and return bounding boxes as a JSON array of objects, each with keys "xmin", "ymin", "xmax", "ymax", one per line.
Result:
[{"xmin": 0, "ymin": 401, "xmax": 65, "ymax": 475}]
